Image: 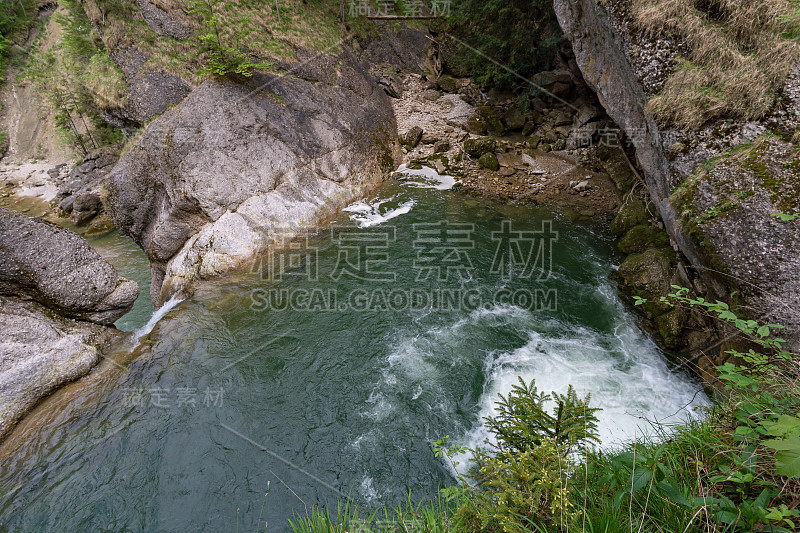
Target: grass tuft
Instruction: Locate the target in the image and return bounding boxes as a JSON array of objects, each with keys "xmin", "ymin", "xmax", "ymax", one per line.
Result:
[{"xmin": 627, "ymin": 0, "xmax": 800, "ymax": 129}]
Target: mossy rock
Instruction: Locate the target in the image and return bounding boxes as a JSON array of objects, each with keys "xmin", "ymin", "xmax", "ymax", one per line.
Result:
[
  {"xmin": 84, "ymin": 213, "xmax": 116, "ymax": 236},
  {"xmin": 617, "ymin": 247, "xmax": 676, "ymax": 316},
  {"xmin": 655, "ymin": 306, "xmax": 686, "ymax": 350},
  {"xmin": 464, "ymin": 137, "xmax": 496, "ymax": 157},
  {"xmin": 466, "ymin": 106, "xmax": 505, "ymax": 137},
  {"xmin": 596, "ymin": 146, "xmax": 636, "ymax": 191},
  {"xmin": 617, "ymin": 224, "xmax": 670, "ymax": 255},
  {"xmin": 610, "ymin": 196, "xmax": 649, "ymax": 236},
  {"xmin": 478, "ymin": 152, "xmax": 499, "ymax": 171},
  {"xmin": 435, "ymin": 75, "xmax": 459, "ymax": 93}
]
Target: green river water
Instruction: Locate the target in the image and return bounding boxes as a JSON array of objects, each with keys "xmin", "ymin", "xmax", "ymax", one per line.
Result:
[{"xmin": 0, "ymin": 169, "xmax": 707, "ymax": 531}]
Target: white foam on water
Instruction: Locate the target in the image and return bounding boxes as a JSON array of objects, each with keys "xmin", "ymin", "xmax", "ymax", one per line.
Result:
[
  {"xmin": 343, "ymin": 196, "xmax": 416, "ymax": 228},
  {"xmin": 453, "ymin": 302, "xmax": 708, "ymax": 472},
  {"xmin": 360, "ymin": 476, "xmax": 379, "ymax": 502},
  {"xmin": 357, "ymin": 282, "xmax": 707, "ymax": 478},
  {"xmin": 341, "ymin": 165, "xmax": 455, "ymax": 229},
  {"xmin": 130, "ymin": 294, "xmax": 184, "ymax": 345},
  {"xmin": 395, "ymin": 164, "xmax": 456, "ymax": 190}
]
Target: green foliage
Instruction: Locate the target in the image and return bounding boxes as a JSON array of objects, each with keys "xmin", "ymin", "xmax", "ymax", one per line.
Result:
[
  {"xmin": 0, "ymin": 0, "xmax": 37, "ymax": 86},
  {"xmin": 288, "ymin": 493, "xmax": 456, "ymax": 533},
  {"xmin": 775, "ymin": 212, "xmax": 800, "ymax": 221},
  {"xmin": 189, "ymin": 0, "xmax": 273, "ymax": 78},
  {"xmin": 484, "ymin": 377, "xmax": 600, "ymax": 454},
  {"xmin": 635, "ymin": 287, "xmax": 800, "ymax": 529},
  {"xmin": 22, "ymin": 0, "xmax": 124, "ymax": 154},
  {"xmin": 443, "ymin": 0, "xmax": 562, "ymax": 90},
  {"xmin": 458, "ymin": 440, "xmax": 576, "ymax": 533},
  {"xmin": 433, "ymin": 378, "xmax": 601, "ymax": 532}
]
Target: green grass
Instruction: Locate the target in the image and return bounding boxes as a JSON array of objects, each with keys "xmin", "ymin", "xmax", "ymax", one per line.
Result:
[
  {"xmin": 289, "ymin": 494, "xmax": 456, "ymax": 533},
  {"xmin": 290, "ymin": 291, "xmax": 800, "ymax": 533}
]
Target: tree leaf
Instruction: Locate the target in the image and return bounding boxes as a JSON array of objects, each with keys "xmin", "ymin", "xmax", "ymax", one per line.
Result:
[
  {"xmin": 763, "ymin": 415, "xmax": 800, "ymax": 437},
  {"xmin": 763, "ymin": 435, "xmax": 800, "ymax": 478},
  {"xmin": 629, "ymin": 468, "xmax": 653, "ymax": 494}
]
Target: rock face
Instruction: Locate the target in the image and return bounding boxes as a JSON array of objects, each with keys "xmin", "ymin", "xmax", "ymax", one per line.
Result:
[
  {"xmin": 554, "ymin": 0, "xmax": 800, "ymax": 349},
  {"xmin": 0, "ymin": 296, "xmax": 118, "ymax": 443},
  {"xmin": 0, "ymin": 208, "xmax": 136, "ymax": 442},
  {"xmin": 0, "ymin": 207, "xmax": 140, "ymax": 324},
  {"xmin": 106, "ymin": 46, "xmax": 192, "ymax": 130},
  {"xmin": 107, "ymin": 58, "xmax": 398, "ymax": 306}
]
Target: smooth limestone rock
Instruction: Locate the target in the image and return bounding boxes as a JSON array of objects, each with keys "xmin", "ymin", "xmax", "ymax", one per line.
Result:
[
  {"xmin": 0, "ymin": 208, "xmax": 136, "ymax": 442},
  {"xmin": 107, "ymin": 61, "xmax": 398, "ymax": 307},
  {"xmin": 0, "ymin": 207, "xmax": 139, "ymax": 325},
  {"xmin": 0, "ymin": 296, "xmax": 120, "ymax": 443}
]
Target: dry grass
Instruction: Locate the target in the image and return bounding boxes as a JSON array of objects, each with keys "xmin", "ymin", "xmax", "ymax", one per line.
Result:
[
  {"xmin": 629, "ymin": 0, "xmax": 800, "ymax": 129},
  {"xmin": 83, "ymin": 53, "xmax": 129, "ymax": 109},
  {"xmin": 81, "ymin": 0, "xmax": 343, "ymax": 85}
]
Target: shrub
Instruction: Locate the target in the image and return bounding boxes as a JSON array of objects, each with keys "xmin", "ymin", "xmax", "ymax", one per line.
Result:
[
  {"xmin": 442, "ymin": 0, "xmax": 563, "ymax": 90},
  {"xmin": 190, "ymin": 0, "xmax": 273, "ymax": 78}
]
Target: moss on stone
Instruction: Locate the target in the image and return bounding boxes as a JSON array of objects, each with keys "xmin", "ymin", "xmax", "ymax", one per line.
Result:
[
  {"xmin": 435, "ymin": 75, "xmax": 458, "ymax": 93},
  {"xmin": 655, "ymin": 306, "xmax": 686, "ymax": 350},
  {"xmin": 617, "ymin": 224, "xmax": 670, "ymax": 255},
  {"xmin": 610, "ymin": 196, "xmax": 649, "ymax": 236},
  {"xmin": 466, "ymin": 106, "xmax": 505, "ymax": 137},
  {"xmin": 464, "ymin": 137, "xmax": 496, "ymax": 157},
  {"xmin": 617, "ymin": 247, "xmax": 676, "ymax": 317},
  {"xmin": 478, "ymin": 152, "xmax": 499, "ymax": 171}
]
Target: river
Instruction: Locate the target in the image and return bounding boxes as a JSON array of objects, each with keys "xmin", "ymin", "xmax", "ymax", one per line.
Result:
[{"xmin": 0, "ymin": 168, "xmax": 707, "ymax": 531}]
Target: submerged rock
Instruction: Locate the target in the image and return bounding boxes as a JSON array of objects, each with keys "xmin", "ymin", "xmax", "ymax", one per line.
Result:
[
  {"xmin": 0, "ymin": 207, "xmax": 139, "ymax": 325},
  {"xmin": 107, "ymin": 61, "xmax": 398, "ymax": 306}
]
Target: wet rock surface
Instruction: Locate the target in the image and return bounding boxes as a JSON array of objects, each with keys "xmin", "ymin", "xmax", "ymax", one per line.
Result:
[
  {"xmin": 0, "ymin": 207, "xmax": 139, "ymax": 324},
  {"xmin": 0, "ymin": 296, "xmax": 120, "ymax": 444},
  {"xmin": 107, "ymin": 55, "xmax": 398, "ymax": 306},
  {"xmin": 0, "ymin": 207, "xmax": 135, "ymax": 444}
]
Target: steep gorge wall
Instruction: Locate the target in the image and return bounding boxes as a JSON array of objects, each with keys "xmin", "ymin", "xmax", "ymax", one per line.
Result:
[
  {"xmin": 107, "ymin": 59, "xmax": 399, "ymax": 306},
  {"xmin": 553, "ymin": 0, "xmax": 708, "ymax": 274},
  {"xmin": 554, "ymin": 0, "xmax": 800, "ymax": 353}
]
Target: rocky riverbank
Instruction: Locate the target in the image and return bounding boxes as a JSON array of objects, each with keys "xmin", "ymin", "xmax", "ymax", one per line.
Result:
[
  {"xmin": 0, "ymin": 207, "xmax": 139, "ymax": 442},
  {"xmin": 387, "ymin": 72, "xmax": 628, "ymax": 219}
]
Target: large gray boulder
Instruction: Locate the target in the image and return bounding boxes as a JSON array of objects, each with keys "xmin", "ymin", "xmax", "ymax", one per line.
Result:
[
  {"xmin": 0, "ymin": 296, "xmax": 119, "ymax": 443},
  {"xmin": 107, "ymin": 56, "xmax": 398, "ymax": 306},
  {"xmin": 0, "ymin": 207, "xmax": 140, "ymax": 325}
]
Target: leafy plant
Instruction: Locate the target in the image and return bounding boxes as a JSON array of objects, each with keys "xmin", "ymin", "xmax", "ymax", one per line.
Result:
[
  {"xmin": 189, "ymin": 0, "xmax": 273, "ymax": 78},
  {"xmin": 633, "ymin": 287, "xmax": 800, "ymax": 530},
  {"xmin": 435, "ymin": 378, "xmax": 600, "ymax": 532},
  {"xmin": 484, "ymin": 377, "xmax": 600, "ymax": 454},
  {"xmin": 442, "ymin": 0, "xmax": 562, "ymax": 90}
]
